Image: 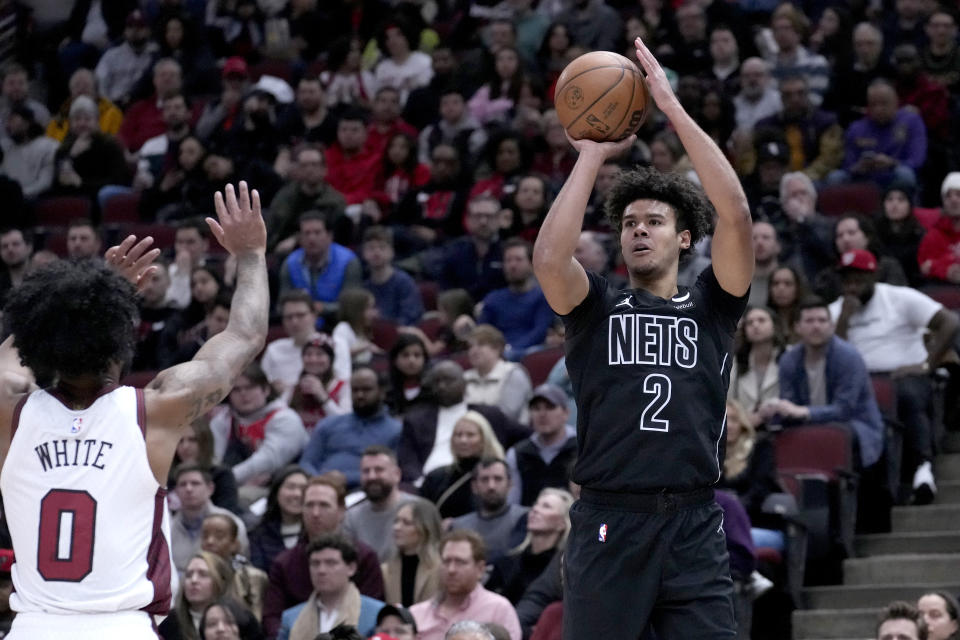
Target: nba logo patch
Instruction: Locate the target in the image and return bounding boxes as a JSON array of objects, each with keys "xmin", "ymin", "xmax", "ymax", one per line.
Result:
[
  {"xmin": 70, "ymin": 418, "xmax": 82, "ymax": 434},
  {"xmin": 598, "ymin": 523, "xmax": 607, "ymax": 542}
]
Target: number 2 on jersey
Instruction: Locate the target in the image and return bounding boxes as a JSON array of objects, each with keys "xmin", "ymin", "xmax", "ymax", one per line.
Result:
[
  {"xmin": 37, "ymin": 489, "xmax": 97, "ymax": 582},
  {"xmin": 639, "ymin": 373, "xmax": 672, "ymax": 432}
]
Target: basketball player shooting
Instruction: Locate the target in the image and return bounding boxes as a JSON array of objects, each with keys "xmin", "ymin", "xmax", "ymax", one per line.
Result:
[
  {"xmin": 532, "ymin": 39, "xmax": 754, "ymax": 638},
  {"xmin": 0, "ymin": 182, "xmax": 268, "ymax": 639}
]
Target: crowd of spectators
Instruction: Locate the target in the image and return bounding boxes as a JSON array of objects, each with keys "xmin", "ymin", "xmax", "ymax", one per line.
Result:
[{"xmin": 2, "ymin": 0, "xmax": 960, "ymax": 638}]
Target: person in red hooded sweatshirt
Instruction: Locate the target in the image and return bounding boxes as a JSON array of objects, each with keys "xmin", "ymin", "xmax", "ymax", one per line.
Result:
[
  {"xmin": 325, "ymin": 107, "xmax": 384, "ymax": 221},
  {"xmin": 918, "ymin": 172, "xmax": 960, "ymax": 284}
]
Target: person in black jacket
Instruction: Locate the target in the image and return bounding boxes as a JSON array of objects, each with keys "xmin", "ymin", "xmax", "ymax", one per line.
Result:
[{"xmin": 247, "ymin": 465, "xmax": 309, "ymax": 571}]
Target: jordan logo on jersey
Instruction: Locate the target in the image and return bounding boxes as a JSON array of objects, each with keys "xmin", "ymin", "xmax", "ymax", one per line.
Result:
[{"xmin": 607, "ymin": 313, "xmax": 699, "ymax": 367}]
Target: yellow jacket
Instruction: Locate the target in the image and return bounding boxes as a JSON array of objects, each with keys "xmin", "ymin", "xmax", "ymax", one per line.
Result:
[{"xmin": 46, "ymin": 96, "xmax": 123, "ymax": 142}]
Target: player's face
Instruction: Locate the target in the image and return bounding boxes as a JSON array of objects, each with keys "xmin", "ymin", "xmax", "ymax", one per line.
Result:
[
  {"xmin": 376, "ymin": 615, "xmax": 416, "ymax": 640},
  {"xmin": 395, "ymin": 343, "xmax": 426, "ymax": 377},
  {"xmin": 308, "ymin": 548, "xmax": 356, "ymax": 596},
  {"xmin": 184, "ymin": 557, "xmax": 217, "ymax": 608},
  {"xmin": 360, "ymin": 453, "xmax": 400, "ymax": 501},
  {"xmin": 769, "ymin": 268, "xmax": 798, "ymax": 308},
  {"xmin": 529, "ymin": 399, "xmax": 568, "ymax": 437},
  {"xmin": 229, "ymin": 375, "xmax": 269, "ymax": 414},
  {"xmin": 452, "ymin": 420, "xmax": 485, "ymax": 459},
  {"xmin": 744, "ymin": 308, "xmax": 775, "ymax": 344},
  {"xmin": 176, "ymin": 471, "xmax": 214, "ymax": 510},
  {"xmin": 202, "ymin": 604, "xmax": 241, "ymax": 640},
  {"xmin": 918, "ymin": 594, "xmax": 959, "ymax": 640},
  {"xmin": 302, "ymin": 484, "xmax": 343, "ymax": 536},
  {"xmin": 281, "ymin": 301, "xmax": 316, "ymax": 340},
  {"xmin": 796, "ymin": 308, "xmax": 834, "ymax": 348},
  {"xmin": 835, "ymin": 218, "xmax": 868, "ymax": 253},
  {"xmin": 527, "ymin": 493, "xmax": 568, "ymax": 535},
  {"xmin": 201, "ymin": 518, "xmax": 237, "ymax": 559},
  {"xmin": 474, "ymin": 463, "xmax": 510, "ymax": 508},
  {"xmin": 620, "ymin": 200, "xmax": 689, "ymax": 281},
  {"xmin": 441, "ymin": 540, "xmax": 484, "ymax": 595},
  {"xmin": 878, "ymin": 618, "xmax": 921, "ymax": 640},
  {"xmin": 393, "ymin": 504, "xmax": 422, "ymax": 552},
  {"xmin": 277, "ymin": 472, "xmax": 308, "ymax": 519}
]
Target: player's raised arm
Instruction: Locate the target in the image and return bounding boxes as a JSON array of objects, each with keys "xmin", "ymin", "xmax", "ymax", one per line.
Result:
[
  {"xmin": 533, "ymin": 134, "xmax": 636, "ymax": 315},
  {"xmin": 144, "ymin": 181, "xmax": 269, "ymax": 479},
  {"xmin": 634, "ymin": 37, "xmax": 753, "ymax": 296}
]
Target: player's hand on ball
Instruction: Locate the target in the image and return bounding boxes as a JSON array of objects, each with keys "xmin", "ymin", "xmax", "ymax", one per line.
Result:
[
  {"xmin": 105, "ymin": 234, "xmax": 161, "ymax": 294},
  {"xmin": 565, "ymin": 130, "xmax": 637, "ymax": 160},
  {"xmin": 634, "ymin": 36, "xmax": 679, "ymax": 113}
]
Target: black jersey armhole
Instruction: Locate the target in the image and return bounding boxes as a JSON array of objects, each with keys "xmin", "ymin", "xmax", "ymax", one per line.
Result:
[
  {"xmin": 9, "ymin": 393, "xmax": 29, "ymax": 443},
  {"xmin": 136, "ymin": 388, "xmax": 147, "ymax": 439}
]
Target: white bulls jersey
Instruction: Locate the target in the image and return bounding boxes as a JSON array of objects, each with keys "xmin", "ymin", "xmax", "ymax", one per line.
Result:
[{"xmin": 0, "ymin": 386, "xmax": 176, "ymax": 616}]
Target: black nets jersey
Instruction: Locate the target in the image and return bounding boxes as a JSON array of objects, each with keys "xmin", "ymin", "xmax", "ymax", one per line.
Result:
[{"xmin": 562, "ymin": 266, "xmax": 748, "ymax": 493}]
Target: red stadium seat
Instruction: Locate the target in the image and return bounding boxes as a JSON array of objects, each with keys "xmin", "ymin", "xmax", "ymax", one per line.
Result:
[
  {"xmin": 418, "ymin": 281, "xmax": 438, "ymax": 311},
  {"xmin": 265, "ymin": 325, "xmax": 287, "ymax": 344},
  {"xmin": 817, "ymin": 183, "xmax": 881, "ymax": 217},
  {"xmin": 417, "ymin": 314, "xmax": 445, "ymax": 340},
  {"xmin": 870, "ymin": 374, "xmax": 897, "ymax": 417},
  {"xmin": 102, "ymin": 192, "xmax": 142, "ymax": 224},
  {"xmin": 920, "ymin": 283, "xmax": 960, "ymax": 310},
  {"xmin": 371, "ymin": 317, "xmax": 399, "ymax": 351},
  {"xmin": 34, "ymin": 196, "xmax": 92, "ymax": 226},
  {"xmin": 520, "ymin": 346, "xmax": 564, "ymax": 387}
]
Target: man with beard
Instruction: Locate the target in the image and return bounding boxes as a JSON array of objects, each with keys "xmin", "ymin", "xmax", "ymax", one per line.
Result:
[
  {"xmin": 277, "ymin": 75, "xmax": 339, "ymax": 148},
  {"xmin": 732, "ymin": 58, "xmax": 782, "ymax": 134},
  {"xmin": 0, "ymin": 229, "xmax": 32, "ymax": 309},
  {"xmin": 134, "ymin": 92, "xmax": 193, "ymax": 190},
  {"xmin": 829, "ymin": 249, "xmax": 959, "ymax": 504},
  {"xmin": 450, "ymin": 459, "xmax": 528, "ymax": 561},
  {"xmin": 343, "ymin": 446, "xmax": 425, "ymax": 561},
  {"xmin": 93, "ymin": 10, "xmax": 156, "ymax": 107},
  {"xmin": 299, "ymin": 368, "xmax": 401, "ymax": 488},
  {"xmin": 118, "ymin": 58, "xmax": 194, "ymax": 152},
  {"xmin": 398, "ymin": 361, "xmax": 530, "ymax": 483},
  {"xmin": 477, "ymin": 239, "xmax": 555, "ymax": 360}
]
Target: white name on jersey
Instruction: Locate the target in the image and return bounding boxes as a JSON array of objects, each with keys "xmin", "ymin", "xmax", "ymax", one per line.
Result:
[
  {"xmin": 34, "ymin": 438, "xmax": 114, "ymax": 472},
  {"xmin": 607, "ymin": 313, "xmax": 699, "ymax": 368}
]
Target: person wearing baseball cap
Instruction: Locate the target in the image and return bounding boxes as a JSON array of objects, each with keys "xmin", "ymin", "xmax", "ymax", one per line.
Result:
[
  {"xmin": 504, "ymin": 384, "xmax": 576, "ymax": 507},
  {"xmin": 829, "ymin": 247, "xmax": 959, "ymax": 505},
  {"xmin": 371, "ymin": 604, "xmax": 417, "ymax": 639}
]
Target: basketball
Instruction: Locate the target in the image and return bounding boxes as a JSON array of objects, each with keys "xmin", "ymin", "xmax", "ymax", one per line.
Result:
[{"xmin": 554, "ymin": 51, "xmax": 650, "ymax": 142}]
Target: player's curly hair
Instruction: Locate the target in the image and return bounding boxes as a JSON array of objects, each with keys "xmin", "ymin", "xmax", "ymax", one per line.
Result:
[
  {"xmin": 3, "ymin": 259, "xmax": 138, "ymax": 380},
  {"xmin": 604, "ymin": 167, "xmax": 714, "ymax": 259}
]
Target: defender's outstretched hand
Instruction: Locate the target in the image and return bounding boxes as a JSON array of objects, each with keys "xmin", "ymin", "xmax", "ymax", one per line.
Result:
[
  {"xmin": 105, "ymin": 234, "xmax": 161, "ymax": 294},
  {"xmin": 635, "ymin": 36, "xmax": 680, "ymax": 114},
  {"xmin": 209, "ymin": 181, "xmax": 266, "ymax": 256}
]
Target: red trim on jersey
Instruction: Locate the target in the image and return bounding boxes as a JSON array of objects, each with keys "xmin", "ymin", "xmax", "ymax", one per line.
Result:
[
  {"xmin": 135, "ymin": 388, "xmax": 147, "ymax": 439},
  {"xmin": 9, "ymin": 393, "xmax": 29, "ymax": 441},
  {"xmin": 141, "ymin": 486, "xmax": 172, "ymax": 615}
]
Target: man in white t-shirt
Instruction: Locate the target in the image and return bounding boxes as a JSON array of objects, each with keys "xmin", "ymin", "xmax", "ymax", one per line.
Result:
[
  {"xmin": 261, "ymin": 290, "xmax": 320, "ymax": 402},
  {"xmin": 829, "ymin": 249, "xmax": 960, "ymax": 504}
]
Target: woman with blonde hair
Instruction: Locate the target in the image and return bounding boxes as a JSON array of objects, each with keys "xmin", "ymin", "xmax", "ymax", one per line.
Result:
[
  {"xmin": 158, "ymin": 551, "xmax": 238, "ymax": 640},
  {"xmin": 420, "ymin": 411, "xmax": 505, "ymax": 518},
  {"xmin": 717, "ymin": 399, "xmax": 783, "ymax": 551},
  {"xmin": 381, "ymin": 499, "xmax": 444, "ymax": 606},
  {"xmin": 486, "ymin": 487, "xmax": 574, "ymax": 603}
]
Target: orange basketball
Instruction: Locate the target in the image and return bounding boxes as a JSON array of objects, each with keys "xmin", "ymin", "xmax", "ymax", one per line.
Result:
[{"xmin": 554, "ymin": 51, "xmax": 650, "ymax": 142}]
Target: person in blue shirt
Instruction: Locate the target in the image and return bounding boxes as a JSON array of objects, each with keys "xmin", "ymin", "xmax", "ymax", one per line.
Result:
[
  {"xmin": 300, "ymin": 367, "xmax": 402, "ymax": 488},
  {"xmin": 279, "ymin": 210, "xmax": 362, "ymax": 326},
  {"xmin": 361, "ymin": 226, "xmax": 424, "ymax": 326},
  {"xmin": 477, "ymin": 238, "xmax": 556, "ymax": 361}
]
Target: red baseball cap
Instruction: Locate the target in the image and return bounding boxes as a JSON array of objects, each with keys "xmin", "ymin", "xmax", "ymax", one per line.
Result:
[
  {"xmin": 222, "ymin": 57, "xmax": 249, "ymax": 78},
  {"xmin": 838, "ymin": 249, "xmax": 877, "ymax": 272},
  {"xmin": 368, "ymin": 635, "xmax": 399, "ymax": 640}
]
